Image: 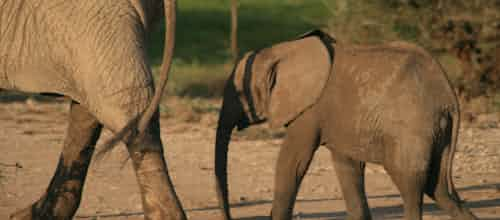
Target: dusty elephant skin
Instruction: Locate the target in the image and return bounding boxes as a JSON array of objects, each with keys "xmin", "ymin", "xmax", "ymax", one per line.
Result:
[
  {"xmin": 1, "ymin": 0, "xmax": 186, "ymax": 220},
  {"xmin": 214, "ymin": 30, "xmax": 478, "ymax": 220}
]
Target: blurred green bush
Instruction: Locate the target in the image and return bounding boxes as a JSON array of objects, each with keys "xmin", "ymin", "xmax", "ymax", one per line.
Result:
[{"xmin": 150, "ymin": 0, "xmax": 500, "ymax": 112}]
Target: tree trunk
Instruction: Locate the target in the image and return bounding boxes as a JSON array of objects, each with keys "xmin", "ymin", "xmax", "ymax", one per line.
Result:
[{"xmin": 230, "ymin": 0, "xmax": 239, "ymax": 63}]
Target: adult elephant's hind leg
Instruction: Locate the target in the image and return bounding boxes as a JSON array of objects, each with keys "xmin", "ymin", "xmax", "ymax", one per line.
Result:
[
  {"xmin": 10, "ymin": 101, "xmax": 102, "ymax": 220},
  {"xmin": 126, "ymin": 112, "xmax": 186, "ymax": 220},
  {"xmin": 330, "ymin": 153, "xmax": 371, "ymax": 220},
  {"xmin": 271, "ymin": 109, "xmax": 321, "ymax": 220}
]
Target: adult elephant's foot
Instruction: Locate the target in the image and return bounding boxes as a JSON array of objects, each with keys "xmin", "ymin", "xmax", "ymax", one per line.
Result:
[
  {"xmin": 130, "ymin": 150, "xmax": 187, "ymax": 220},
  {"xmin": 10, "ymin": 190, "xmax": 80, "ymax": 220},
  {"xmin": 10, "ymin": 206, "xmax": 32, "ymax": 220}
]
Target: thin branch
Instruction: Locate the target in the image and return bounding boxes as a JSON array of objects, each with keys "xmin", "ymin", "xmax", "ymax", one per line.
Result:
[
  {"xmin": 230, "ymin": 0, "xmax": 239, "ymax": 63},
  {"xmin": 0, "ymin": 162, "xmax": 23, "ymax": 168},
  {"xmin": 76, "ymin": 211, "xmax": 144, "ymax": 219}
]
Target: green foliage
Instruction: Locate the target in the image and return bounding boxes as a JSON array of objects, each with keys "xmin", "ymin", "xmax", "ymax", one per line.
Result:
[
  {"xmin": 149, "ymin": 0, "xmax": 329, "ymax": 66},
  {"xmin": 163, "ymin": 61, "xmax": 228, "ymax": 98},
  {"xmin": 492, "ymin": 93, "xmax": 500, "ymax": 112},
  {"xmin": 148, "ymin": 0, "xmax": 330, "ymax": 98},
  {"xmin": 393, "ymin": 20, "xmax": 420, "ymax": 41},
  {"xmin": 324, "ymin": 0, "xmax": 400, "ymax": 44},
  {"xmin": 325, "ymin": 0, "xmax": 500, "ymax": 105},
  {"xmin": 436, "ymin": 54, "xmax": 463, "ymax": 83},
  {"xmin": 148, "ymin": 0, "xmax": 499, "ymax": 104}
]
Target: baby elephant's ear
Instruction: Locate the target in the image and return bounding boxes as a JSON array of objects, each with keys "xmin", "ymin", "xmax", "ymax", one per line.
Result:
[
  {"xmin": 231, "ymin": 52, "xmax": 273, "ymax": 126},
  {"xmin": 267, "ymin": 36, "xmax": 333, "ymax": 128}
]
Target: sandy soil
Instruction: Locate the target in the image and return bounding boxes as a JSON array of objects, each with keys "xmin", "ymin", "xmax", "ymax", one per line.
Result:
[{"xmin": 0, "ymin": 99, "xmax": 499, "ymax": 220}]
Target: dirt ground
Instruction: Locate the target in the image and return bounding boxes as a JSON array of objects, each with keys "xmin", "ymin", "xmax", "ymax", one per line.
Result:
[{"xmin": 1, "ymin": 98, "xmax": 499, "ymax": 220}]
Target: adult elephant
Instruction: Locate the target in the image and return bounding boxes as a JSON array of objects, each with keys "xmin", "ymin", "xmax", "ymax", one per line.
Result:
[
  {"xmin": 214, "ymin": 30, "xmax": 477, "ymax": 220},
  {"xmin": 1, "ymin": 0, "xmax": 185, "ymax": 220}
]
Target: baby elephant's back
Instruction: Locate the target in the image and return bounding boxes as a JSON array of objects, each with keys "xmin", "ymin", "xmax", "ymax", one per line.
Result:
[
  {"xmin": 318, "ymin": 42, "xmax": 457, "ymax": 162},
  {"xmin": 324, "ymin": 41, "xmax": 456, "ymax": 115}
]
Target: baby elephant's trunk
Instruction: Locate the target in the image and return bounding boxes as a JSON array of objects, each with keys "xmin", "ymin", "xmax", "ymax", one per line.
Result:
[
  {"xmin": 214, "ymin": 75, "xmax": 246, "ymax": 220},
  {"xmin": 214, "ymin": 109, "xmax": 235, "ymax": 220}
]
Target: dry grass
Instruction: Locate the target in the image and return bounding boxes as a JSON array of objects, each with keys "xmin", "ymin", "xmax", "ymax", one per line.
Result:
[
  {"xmin": 233, "ymin": 125, "xmax": 286, "ymax": 141},
  {"xmin": 158, "ymin": 96, "xmax": 286, "ymax": 141},
  {"xmin": 160, "ymin": 96, "xmax": 220, "ymax": 123}
]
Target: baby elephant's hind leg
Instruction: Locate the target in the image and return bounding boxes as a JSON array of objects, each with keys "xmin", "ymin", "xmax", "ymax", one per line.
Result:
[
  {"xmin": 271, "ymin": 109, "xmax": 321, "ymax": 220},
  {"xmin": 10, "ymin": 101, "xmax": 102, "ymax": 220},
  {"xmin": 330, "ymin": 153, "xmax": 371, "ymax": 220},
  {"xmin": 425, "ymin": 146, "xmax": 478, "ymax": 220}
]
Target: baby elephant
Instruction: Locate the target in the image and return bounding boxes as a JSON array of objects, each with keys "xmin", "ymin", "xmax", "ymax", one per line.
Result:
[{"xmin": 213, "ymin": 30, "xmax": 477, "ymax": 220}]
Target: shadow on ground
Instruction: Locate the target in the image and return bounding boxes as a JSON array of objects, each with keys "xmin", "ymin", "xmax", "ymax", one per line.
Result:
[
  {"xmin": 274, "ymin": 197, "xmax": 500, "ymax": 220},
  {"xmin": 233, "ymin": 198, "xmax": 500, "ymax": 220},
  {"xmin": 188, "ymin": 183, "xmax": 500, "ymax": 220},
  {"xmin": 0, "ymin": 91, "xmax": 65, "ymax": 103}
]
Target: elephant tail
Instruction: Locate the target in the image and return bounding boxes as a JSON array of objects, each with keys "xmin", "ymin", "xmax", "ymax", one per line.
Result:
[
  {"xmin": 136, "ymin": 0, "xmax": 177, "ymax": 133},
  {"xmin": 446, "ymin": 106, "xmax": 460, "ymax": 200},
  {"xmin": 95, "ymin": 0, "xmax": 176, "ymax": 158},
  {"xmin": 430, "ymin": 51, "xmax": 461, "ymax": 199}
]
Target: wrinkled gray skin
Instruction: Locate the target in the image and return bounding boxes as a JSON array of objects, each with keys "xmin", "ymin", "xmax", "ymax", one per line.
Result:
[
  {"xmin": 1, "ymin": 1, "xmax": 186, "ymax": 220},
  {"xmin": 214, "ymin": 36, "xmax": 478, "ymax": 220}
]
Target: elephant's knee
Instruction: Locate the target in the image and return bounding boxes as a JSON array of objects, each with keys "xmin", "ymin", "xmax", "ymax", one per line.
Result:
[
  {"xmin": 126, "ymin": 111, "xmax": 163, "ymax": 153},
  {"xmin": 129, "ymin": 148, "xmax": 166, "ymax": 174},
  {"xmin": 128, "ymin": 133, "xmax": 163, "ymax": 162}
]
